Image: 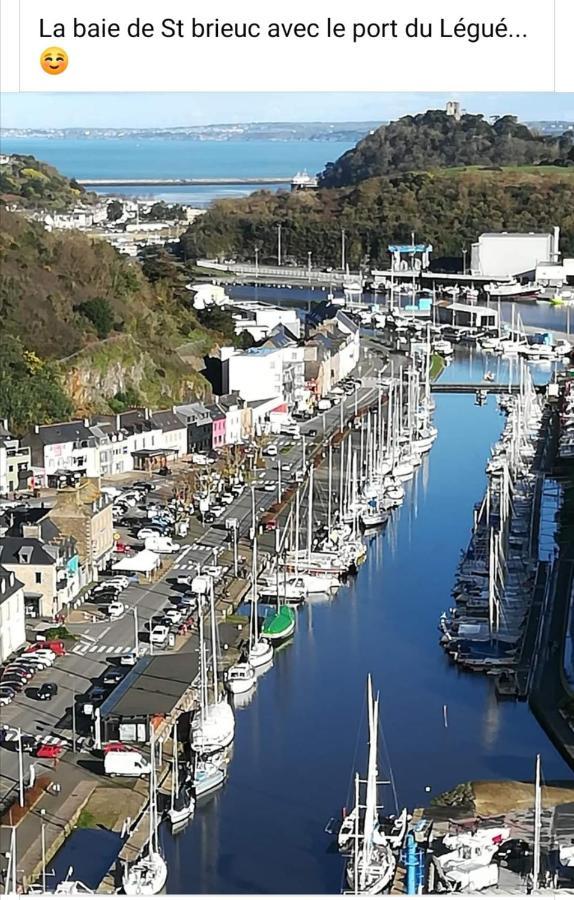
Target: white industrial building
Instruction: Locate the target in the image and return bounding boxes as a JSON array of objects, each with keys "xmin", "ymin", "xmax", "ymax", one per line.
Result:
[{"xmin": 471, "ymin": 228, "xmax": 560, "ymax": 279}]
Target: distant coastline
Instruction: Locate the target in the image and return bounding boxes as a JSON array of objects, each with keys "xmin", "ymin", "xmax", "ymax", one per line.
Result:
[{"xmin": 0, "ymin": 122, "xmax": 381, "ymax": 143}]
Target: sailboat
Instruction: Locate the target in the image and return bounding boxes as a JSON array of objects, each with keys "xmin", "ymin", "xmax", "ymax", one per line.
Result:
[
  {"xmin": 168, "ymin": 722, "xmax": 194, "ymax": 831},
  {"xmin": 122, "ymin": 737, "xmax": 167, "ymax": 895},
  {"xmin": 344, "ymin": 677, "xmax": 397, "ymax": 894},
  {"xmin": 225, "ymin": 661, "xmax": 257, "ymax": 695},
  {"xmin": 261, "ymin": 511, "xmax": 296, "ymax": 643},
  {"xmin": 248, "ymin": 532, "xmax": 274, "ymax": 668},
  {"xmin": 191, "ymin": 584, "xmax": 235, "ymax": 755}
]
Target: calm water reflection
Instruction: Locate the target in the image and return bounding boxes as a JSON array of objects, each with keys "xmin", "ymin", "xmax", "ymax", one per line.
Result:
[{"xmin": 164, "ymin": 352, "xmax": 571, "ymax": 894}]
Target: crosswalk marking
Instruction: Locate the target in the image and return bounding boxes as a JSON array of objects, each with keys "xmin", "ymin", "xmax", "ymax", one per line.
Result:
[
  {"xmin": 174, "ymin": 545, "xmax": 193, "ymax": 564},
  {"xmin": 73, "ymin": 641, "xmax": 135, "ymax": 657}
]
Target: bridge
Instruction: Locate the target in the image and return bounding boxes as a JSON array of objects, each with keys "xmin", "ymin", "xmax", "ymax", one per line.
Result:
[
  {"xmin": 431, "ymin": 382, "xmax": 522, "ymax": 394},
  {"xmin": 78, "ymin": 176, "xmax": 292, "ymax": 187}
]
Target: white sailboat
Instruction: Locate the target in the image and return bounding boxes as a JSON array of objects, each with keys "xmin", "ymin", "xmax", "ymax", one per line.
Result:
[
  {"xmin": 168, "ymin": 722, "xmax": 194, "ymax": 831},
  {"xmin": 248, "ymin": 531, "xmax": 274, "ymax": 669},
  {"xmin": 344, "ymin": 677, "xmax": 397, "ymax": 894},
  {"xmin": 191, "ymin": 584, "xmax": 235, "ymax": 755},
  {"xmin": 122, "ymin": 737, "xmax": 167, "ymax": 895},
  {"xmin": 225, "ymin": 661, "xmax": 257, "ymax": 695}
]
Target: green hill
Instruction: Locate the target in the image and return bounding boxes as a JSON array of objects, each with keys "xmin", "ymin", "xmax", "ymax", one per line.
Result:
[
  {"xmin": 319, "ymin": 110, "xmax": 574, "ymax": 188},
  {"xmin": 0, "ymin": 154, "xmax": 97, "ymax": 210},
  {"xmin": 0, "ymin": 209, "xmax": 221, "ymax": 431},
  {"xmin": 180, "ymin": 167, "xmax": 574, "ymax": 267}
]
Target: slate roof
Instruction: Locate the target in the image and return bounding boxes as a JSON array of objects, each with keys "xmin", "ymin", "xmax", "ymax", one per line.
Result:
[{"xmin": 0, "ymin": 537, "xmax": 55, "ymax": 567}]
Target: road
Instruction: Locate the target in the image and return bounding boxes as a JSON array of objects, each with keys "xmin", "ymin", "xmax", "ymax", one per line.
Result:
[{"xmin": 0, "ymin": 343, "xmax": 386, "ymax": 805}]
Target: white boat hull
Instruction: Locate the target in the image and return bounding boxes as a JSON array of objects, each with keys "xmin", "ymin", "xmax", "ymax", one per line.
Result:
[
  {"xmin": 248, "ymin": 639, "xmax": 274, "ymax": 668},
  {"xmin": 122, "ymin": 852, "xmax": 167, "ymax": 895}
]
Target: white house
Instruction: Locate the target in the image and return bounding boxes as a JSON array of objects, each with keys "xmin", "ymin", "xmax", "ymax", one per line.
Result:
[
  {"xmin": 0, "ymin": 566, "xmax": 25, "ymax": 664},
  {"xmin": 217, "ymin": 394, "xmax": 243, "ymax": 445},
  {"xmin": 22, "ymin": 420, "xmax": 102, "ymax": 486}
]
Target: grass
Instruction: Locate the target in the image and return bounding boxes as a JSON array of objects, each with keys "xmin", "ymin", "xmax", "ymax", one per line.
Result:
[
  {"xmin": 430, "ymin": 353, "xmax": 445, "ymax": 381},
  {"xmin": 75, "ymin": 808, "xmax": 97, "ymax": 829}
]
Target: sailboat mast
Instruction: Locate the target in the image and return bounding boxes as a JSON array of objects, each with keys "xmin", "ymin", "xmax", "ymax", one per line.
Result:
[
  {"xmin": 328, "ymin": 443, "xmax": 333, "ymax": 534},
  {"xmin": 307, "ymin": 466, "xmax": 314, "ymax": 561},
  {"xmin": 533, "ymin": 753, "xmax": 542, "ymax": 889},
  {"xmin": 209, "ymin": 580, "xmax": 218, "ymax": 700}
]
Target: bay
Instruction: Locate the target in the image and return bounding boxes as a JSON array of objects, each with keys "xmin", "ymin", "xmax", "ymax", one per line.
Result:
[{"xmin": 0, "ymin": 137, "xmax": 352, "ymax": 205}]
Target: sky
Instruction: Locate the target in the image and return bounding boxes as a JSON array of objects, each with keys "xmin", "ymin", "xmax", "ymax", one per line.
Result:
[{"xmin": 1, "ymin": 92, "xmax": 574, "ymax": 129}]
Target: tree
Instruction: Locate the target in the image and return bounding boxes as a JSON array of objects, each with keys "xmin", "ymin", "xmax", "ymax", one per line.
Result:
[
  {"xmin": 107, "ymin": 199, "xmax": 124, "ymax": 222},
  {"xmin": 77, "ymin": 297, "xmax": 115, "ymax": 339}
]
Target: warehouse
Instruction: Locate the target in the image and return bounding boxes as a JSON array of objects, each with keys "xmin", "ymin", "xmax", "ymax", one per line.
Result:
[{"xmin": 470, "ymin": 228, "xmax": 560, "ymax": 279}]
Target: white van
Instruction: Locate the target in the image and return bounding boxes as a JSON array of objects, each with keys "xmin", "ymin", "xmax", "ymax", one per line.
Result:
[
  {"xmin": 144, "ymin": 536, "xmax": 180, "ymax": 554},
  {"xmin": 317, "ymin": 398, "xmax": 332, "ymax": 411},
  {"xmin": 104, "ymin": 750, "xmax": 151, "ymax": 777}
]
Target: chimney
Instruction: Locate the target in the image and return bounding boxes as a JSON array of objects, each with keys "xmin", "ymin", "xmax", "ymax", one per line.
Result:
[
  {"xmin": 116, "ymin": 414, "xmax": 121, "ymax": 431},
  {"xmin": 83, "ymin": 418, "xmax": 90, "ymax": 427},
  {"xmin": 34, "ymin": 424, "xmax": 40, "ymax": 434}
]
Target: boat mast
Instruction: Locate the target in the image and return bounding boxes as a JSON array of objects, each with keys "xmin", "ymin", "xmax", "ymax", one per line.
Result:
[
  {"xmin": 533, "ymin": 753, "xmax": 542, "ymax": 889},
  {"xmin": 307, "ymin": 466, "xmax": 314, "ymax": 562},
  {"xmin": 209, "ymin": 579, "xmax": 219, "ymax": 701},
  {"xmin": 328, "ymin": 443, "xmax": 333, "ymax": 534}
]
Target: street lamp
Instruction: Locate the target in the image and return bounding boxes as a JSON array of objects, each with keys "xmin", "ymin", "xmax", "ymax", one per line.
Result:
[
  {"xmin": 277, "ymin": 459, "xmax": 282, "ymax": 503},
  {"xmin": 40, "ymin": 809, "xmax": 47, "ymax": 893},
  {"xmin": 307, "ymin": 251, "xmax": 312, "ymax": 280},
  {"xmin": 276, "ymin": 224, "xmax": 282, "ymax": 266},
  {"xmin": 462, "ymin": 247, "xmax": 467, "ymax": 276},
  {"xmin": 341, "ymin": 228, "xmax": 346, "ymax": 271},
  {"xmin": 16, "ymin": 727, "xmax": 24, "ymax": 807},
  {"xmin": 254, "ymin": 246, "xmax": 260, "ymax": 279},
  {"xmin": 132, "ymin": 607, "xmax": 139, "ymax": 657}
]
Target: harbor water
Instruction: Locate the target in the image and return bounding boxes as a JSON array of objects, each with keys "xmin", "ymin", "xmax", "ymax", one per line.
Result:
[{"xmin": 163, "ymin": 351, "xmax": 572, "ymax": 894}]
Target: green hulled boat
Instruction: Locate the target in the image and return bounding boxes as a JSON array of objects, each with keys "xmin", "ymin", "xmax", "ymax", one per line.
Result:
[{"xmin": 261, "ymin": 605, "xmax": 296, "ymax": 642}]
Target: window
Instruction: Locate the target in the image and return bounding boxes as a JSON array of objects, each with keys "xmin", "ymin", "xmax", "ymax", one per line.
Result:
[{"xmin": 35, "ymin": 572, "xmax": 42, "ymax": 584}]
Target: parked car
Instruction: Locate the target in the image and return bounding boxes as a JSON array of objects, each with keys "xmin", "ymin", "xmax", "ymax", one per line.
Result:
[
  {"xmin": 5, "ymin": 666, "xmax": 35, "ymax": 680},
  {"xmin": 210, "ymin": 505, "xmax": 225, "ymax": 517},
  {"xmin": 26, "ymin": 640, "xmax": 65, "ymax": 656},
  {"xmin": 0, "ymin": 680, "xmax": 24, "ymax": 693},
  {"xmin": 92, "ymin": 582, "xmax": 121, "ymax": 597},
  {"xmin": 306, "ymin": 428, "xmax": 318, "ymax": 437},
  {"xmin": 164, "ymin": 608, "xmax": 183, "ymax": 625},
  {"xmin": 120, "ymin": 651, "xmax": 140, "ymax": 667},
  {"xmin": 176, "ymin": 575, "xmax": 191, "ymax": 587},
  {"xmin": 203, "ymin": 511, "xmax": 216, "ymax": 524},
  {"xmin": 0, "ymin": 688, "xmax": 15, "ymax": 705},
  {"xmin": 115, "ymin": 542, "xmax": 131, "ymax": 554},
  {"xmin": 221, "ymin": 492, "xmax": 234, "ymax": 505},
  {"xmin": 137, "ymin": 527, "xmax": 163, "ymax": 541},
  {"xmin": 35, "ymin": 743, "xmax": 63, "ymax": 759},
  {"xmin": 263, "ymin": 483, "xmax": 276, "ymax": 493},
  {"xmin": 149, "ymin": 624, "xmax": 170, "ymax": 646},
  {"xmin": 132, "ymin": 481, "xmax": 154, "ymax": 493},
  {"xmin": 36, "ymin": 682, "xmax": 58, "ymax": 701},
  {"xmin": 103, "ymin": 668, "xmax": 124, "ymax": 686},
  {"xmin": 103, "ymin": 576, "xmax": 130, "ymax": 590},
  {"xmin": 265, "ymin": 444, "xmax": 278, "ymax": 457},
  {"xmin": 107, "ymin": 600, "xmax": 125, "ymax": 619}
]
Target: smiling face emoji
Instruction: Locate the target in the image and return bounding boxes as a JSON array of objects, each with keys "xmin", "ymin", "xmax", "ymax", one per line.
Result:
[{"xmin": 40, "ymin": 47, "xmax": 68, "ymax": 75}]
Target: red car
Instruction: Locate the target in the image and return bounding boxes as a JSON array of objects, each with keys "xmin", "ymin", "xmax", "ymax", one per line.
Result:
[
  {"xmin": 115, "ymin": 542, "xmax": 131, "ymax": 554},
  {"xmin": 26, "ymin": 641, "xmax": 66, "ymax": 656},
  {"xmin": 103, "ymin": 741, "xmax": 134, "ymax": 754},
  {"xmin": 35, "ymin": 743, "xmax": 64, "ymax": 759}
]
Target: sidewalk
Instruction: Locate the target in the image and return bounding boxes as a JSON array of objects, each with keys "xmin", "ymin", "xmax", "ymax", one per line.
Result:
[{"xmin": 0, "ymin": 758, "xmax": 99, "ymax": 891}]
